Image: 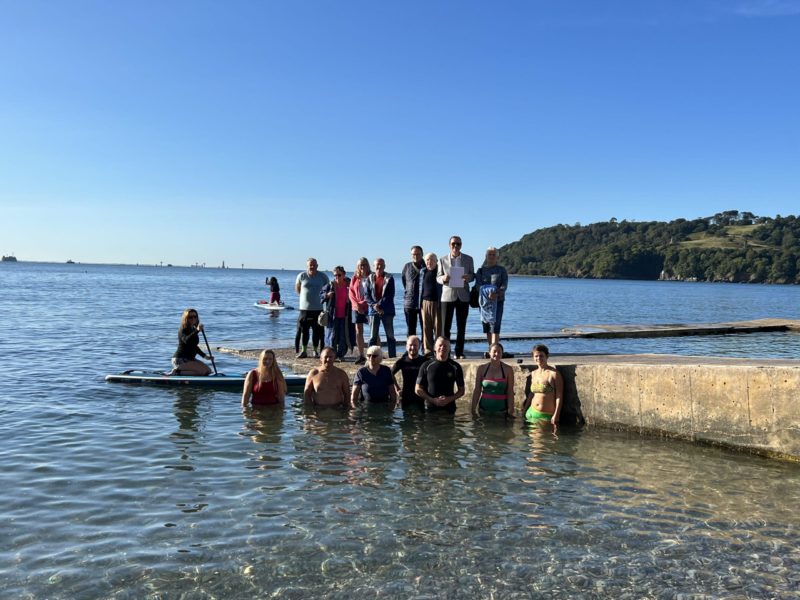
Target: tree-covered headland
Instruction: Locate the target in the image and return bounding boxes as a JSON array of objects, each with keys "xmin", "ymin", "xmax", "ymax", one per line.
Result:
[{"xmin": 499, "ymin": 211, "xmax": 800, "ymax": 284}]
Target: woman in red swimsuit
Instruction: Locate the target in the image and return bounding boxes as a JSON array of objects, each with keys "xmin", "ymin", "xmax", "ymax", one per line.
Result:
[{"xmin": 242, "ymin": 349, "xmax": 287, "ymax": 408}]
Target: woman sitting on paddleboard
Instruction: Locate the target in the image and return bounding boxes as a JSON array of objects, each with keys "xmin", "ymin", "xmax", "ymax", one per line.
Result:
[
  {"xmin": 171, "ymin": 308, "xmax": 213, "ymax": 376},
  {"xmin": 242, "ymin": 349, "xmax": 287, "ymax": 407}
]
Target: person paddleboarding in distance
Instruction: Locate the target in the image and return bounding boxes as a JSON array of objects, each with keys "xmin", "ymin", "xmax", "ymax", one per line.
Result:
[
  {"xmin": 171, "ymin": 308, "xmax": 213, "ymax": 376},
  {"xmin": 266, "ymin": 276, "xmax": 281, "ymax": 305}
]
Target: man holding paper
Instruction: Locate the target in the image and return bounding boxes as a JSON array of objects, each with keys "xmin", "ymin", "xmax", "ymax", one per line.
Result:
[{"xmin": 437, "ymin": 235, "xmax": 474, "ymax": 359}]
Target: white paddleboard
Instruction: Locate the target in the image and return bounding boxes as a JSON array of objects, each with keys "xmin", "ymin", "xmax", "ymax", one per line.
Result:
[{"xmin": 253, "ymin": 301, "xmax": 292, "ymax": 311}]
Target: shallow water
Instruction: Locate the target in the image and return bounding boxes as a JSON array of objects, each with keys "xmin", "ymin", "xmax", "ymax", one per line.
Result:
[
  {"xmin": 1, "ymin": 262, "xmax": 799, "ymax": 598},
  {"xmin": 3, "ymin": 402, "xmax": 799, "ymax": 598}
]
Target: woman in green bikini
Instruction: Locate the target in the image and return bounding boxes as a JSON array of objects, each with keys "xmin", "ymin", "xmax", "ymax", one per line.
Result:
[
  {"xmin": 471, "ymin": 342, "xmax": 515, "ymax": 417},
  {"xmin": 522, "ymin": 344, "xmax": 563, "ymax": 429}
]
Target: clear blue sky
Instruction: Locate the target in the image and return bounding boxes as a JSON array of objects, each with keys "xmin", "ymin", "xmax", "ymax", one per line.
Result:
[{"xmin": 2, "ymin": 0, "xmax": 798, "ymax": 272}]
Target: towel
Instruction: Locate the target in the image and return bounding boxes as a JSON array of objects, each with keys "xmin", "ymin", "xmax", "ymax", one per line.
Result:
[{"xmin": 479, "ymin": 284, "xmax": 498, "ymax": 325}]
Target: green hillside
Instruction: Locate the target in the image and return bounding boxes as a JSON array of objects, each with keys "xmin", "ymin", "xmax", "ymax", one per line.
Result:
[{"xmin": 499, "ymin": 211, "xmax": 800, "ymax": 284}]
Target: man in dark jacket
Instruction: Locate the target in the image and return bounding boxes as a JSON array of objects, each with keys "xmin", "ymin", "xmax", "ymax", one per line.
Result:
[
  {"xmin": 366, "ymin": 257, "xmax": 397, "ymax": 358},
  {"xmin": 401, "ymin": 245, "xmax": 425, "ymax": 338}
]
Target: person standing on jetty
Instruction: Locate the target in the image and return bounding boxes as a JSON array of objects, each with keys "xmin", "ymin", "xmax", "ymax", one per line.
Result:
[
  {"xmin": 437, "ymin": 235, "xmax": 474, "ymax": 359},
  {"xmin": 522, "ymin": 344, "xmax": 563, "ymax": 429},
  {"xmin": 349, "ymin": 257, "xmax": 371, "ymax": 365},
  {"xmin": 415, "ymin": 337, "xmax": 465, "ymax": 413},
  {"xmin": 303, "ymin": 347, "xmax": 351, "ymax": 408},
  {"xmin": 366, "ymin": 257, "xmax": 397, "ymax": 358},
  {"xmin": 295, "ymin": 258, "xmax": 329, "ymax": 358},
  {"xmin": 320, "ymin": 266, "xmax": 353, "ymax": 360},
  {"xmin": 241, "ymin": 349, "xmax": 287, "ymax": 408},
  {"xmin": 401, "ymin": 245, "xmax": 425, "ymax": 338},
  {"xmin": 419, "ymin": 252, "xmax": 442, "ymax": 356},
  {"xmin": 474, "ymin": 247, "xmax": 508, "ymax": 356},
  {"xmin": 171, "ymin": 308, "xmax": 213, "ymax": 375}
]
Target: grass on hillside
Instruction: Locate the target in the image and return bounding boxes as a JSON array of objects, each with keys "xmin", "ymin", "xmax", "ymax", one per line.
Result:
[
  {"xmin": 679, "ymin": 224, "xmax": 770, "ymax": 250},
  {"xmin": 725, "ymin": 224, "xmax": 761, "ymax": 236}
]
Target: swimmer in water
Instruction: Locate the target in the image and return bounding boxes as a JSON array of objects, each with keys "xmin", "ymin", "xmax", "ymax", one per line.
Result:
[{"xmin": 522, "ymin": 344, "xmax": 562, "ymax": 430}]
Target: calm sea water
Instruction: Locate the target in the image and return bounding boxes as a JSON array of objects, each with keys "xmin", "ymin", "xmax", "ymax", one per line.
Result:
[{"xmin": 2, "ymin": 262, "xmax": 799, "ymax": 598}]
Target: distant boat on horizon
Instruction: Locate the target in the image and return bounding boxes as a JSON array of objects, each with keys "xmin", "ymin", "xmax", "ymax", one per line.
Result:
[
  {"xmin": 2, "ymin": 254, "xmax": 17, "ymax": 262},
  {"xmin": 66, "ymin": 259, "xmax": 75, "ymax": 264}
]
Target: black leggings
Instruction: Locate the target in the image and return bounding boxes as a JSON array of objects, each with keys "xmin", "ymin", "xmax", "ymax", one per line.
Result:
[{"xmin": 295, "ymin": 310, "xmax": 323, "ymax": 353}]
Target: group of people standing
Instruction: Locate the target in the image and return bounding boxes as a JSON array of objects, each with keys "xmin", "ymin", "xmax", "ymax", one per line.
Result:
[{"xmin": 291, "ymin": 235, "xmax": 511, "ymax": 364}]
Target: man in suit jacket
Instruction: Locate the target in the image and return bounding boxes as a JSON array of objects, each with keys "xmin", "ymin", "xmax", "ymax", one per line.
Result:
[{"xmin": 436, "ymin": 235, "xmax": 474, "ymax": 359}]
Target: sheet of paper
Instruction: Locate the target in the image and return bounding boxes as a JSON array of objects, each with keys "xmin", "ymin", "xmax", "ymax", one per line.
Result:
[{"xmin": 447, "ymin": 265, "xmax": 464, "ymax": 287}]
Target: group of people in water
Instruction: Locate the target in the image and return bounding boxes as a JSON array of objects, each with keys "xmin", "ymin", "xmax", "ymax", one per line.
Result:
[
  {"xmin": 171, "ymin": 235, "xmax": 563, "ymax": 426},
  {"xmin": 239, "ymin": 338, "xmax": 562, "ymax": 427}
]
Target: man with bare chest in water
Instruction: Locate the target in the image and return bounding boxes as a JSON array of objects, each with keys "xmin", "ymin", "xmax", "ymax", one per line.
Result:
[{"xmin": 303, "ymin": 346, "xmax": 352, "ymax": 408}]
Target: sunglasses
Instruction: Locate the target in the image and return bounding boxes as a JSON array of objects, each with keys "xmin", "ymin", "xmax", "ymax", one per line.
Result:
[{"xmin": 450, "ymin": 241, "xmax": 462, "ymax": 247}]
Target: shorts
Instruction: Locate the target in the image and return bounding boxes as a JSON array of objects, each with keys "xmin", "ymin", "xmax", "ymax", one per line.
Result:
[
  {"xmin": 353, "ymin": 311, "xmax": 368, "ymax": 324},
  {"xmin": 481, "ymin": 301, "xmax": 504, "ymax": 334},
  {"xmin": 171, "ymin": 357, "xmax": 191, "ymax": 369}
]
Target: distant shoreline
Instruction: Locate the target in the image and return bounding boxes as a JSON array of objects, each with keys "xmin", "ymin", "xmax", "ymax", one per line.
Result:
[{"xmin": 5, "ymin": 260, "xmax": 798, "ymax": 285}]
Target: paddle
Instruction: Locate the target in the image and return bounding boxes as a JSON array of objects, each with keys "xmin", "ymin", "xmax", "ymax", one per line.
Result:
[{"xmin": 200, "ymin": 327, "xmax": 218, "ymax": 375}]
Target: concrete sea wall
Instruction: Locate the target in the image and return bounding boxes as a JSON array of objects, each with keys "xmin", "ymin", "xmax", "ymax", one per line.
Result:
[{"xmin": 459, "ymin": 355, "xmax": 800, "ymax": 461}]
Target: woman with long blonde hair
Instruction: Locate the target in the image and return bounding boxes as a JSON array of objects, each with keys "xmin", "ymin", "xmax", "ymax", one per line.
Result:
[
  {"xmin": 242, "ymin": 349, "xmax": 287, "ymax": 407},
  {"xmin": 349, "ymin": 257, "xmax": 371, "ymax": 365}
]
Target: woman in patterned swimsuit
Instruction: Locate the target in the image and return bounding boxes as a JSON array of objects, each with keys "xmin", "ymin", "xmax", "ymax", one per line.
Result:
[
  {"xmin": 471, "ymin": 342, "xmax": 515, "ymax": 417},
  {"xmin": 522, "ymin": 344, "xmax": 563, "ymax": 428}
]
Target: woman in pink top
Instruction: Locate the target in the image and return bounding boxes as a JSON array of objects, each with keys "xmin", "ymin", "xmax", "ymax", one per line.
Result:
[
  {"xmin": 349, "ymin": 257, "xmax": 371, "ymax": 365},
  {"xmin": 322, "ymin": 266, "xmax": 353, "ymax": 359}
]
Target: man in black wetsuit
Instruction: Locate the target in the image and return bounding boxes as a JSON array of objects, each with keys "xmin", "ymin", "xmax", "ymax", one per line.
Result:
[
  {"xmin": 391, "ymin": 335, "xmax": 427, "ymax": 411},
  {"xmin": 415, "ymin": 336, "xmax": 465, "ymax": 413}
]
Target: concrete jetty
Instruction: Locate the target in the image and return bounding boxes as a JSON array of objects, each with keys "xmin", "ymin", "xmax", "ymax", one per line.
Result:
[
  {"xmin": 468, "ymin": 317, "xmax": 800, "ymax": 342},
  {"xmin": 220, "ymin": 319, "xmax": 800, "ymax": 351}
]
